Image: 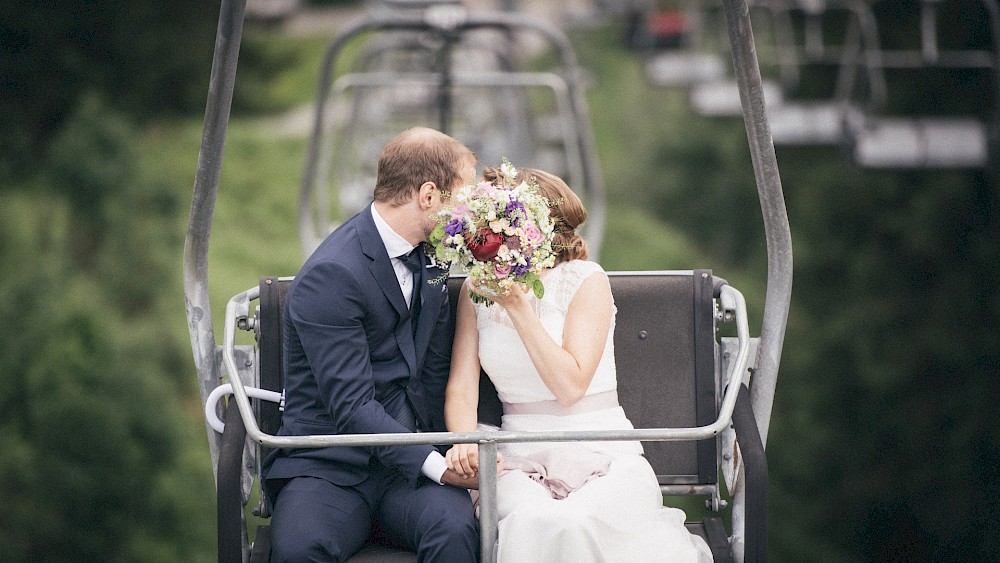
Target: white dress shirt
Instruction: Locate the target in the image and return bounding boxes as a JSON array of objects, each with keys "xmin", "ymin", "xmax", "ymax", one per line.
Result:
[
  {"xmin": 370, "ymin": 205, "xmax": 449, "ymax": 484},
  {"xmin": 371, "ymin": 204, "xmax": 419, "ymax": 307}
]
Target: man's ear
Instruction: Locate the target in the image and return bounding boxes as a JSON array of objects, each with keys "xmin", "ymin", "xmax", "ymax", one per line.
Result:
[{"xmin": 417, "ymin": 181, "xmax": 438, "ymax": 209}]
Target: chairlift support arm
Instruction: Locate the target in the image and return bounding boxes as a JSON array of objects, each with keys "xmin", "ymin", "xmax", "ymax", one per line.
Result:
[
  {"xmin": 720, "ymin": 0, "xmax": 792, "ymax": 446},
  {"xmin": 183, "ymin": 0, "xmax": 247, "ymax": 477}
]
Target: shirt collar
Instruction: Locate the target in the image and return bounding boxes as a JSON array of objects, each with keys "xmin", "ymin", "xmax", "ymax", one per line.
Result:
[{"xmin": 370, "ymin": 204, "xmax": 415, "ymax": 259}]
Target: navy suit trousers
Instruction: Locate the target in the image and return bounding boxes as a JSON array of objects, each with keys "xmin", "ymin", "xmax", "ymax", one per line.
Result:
[{"xmin": 269, "ymin": 468, "xmax": 479, "ymax": 563}]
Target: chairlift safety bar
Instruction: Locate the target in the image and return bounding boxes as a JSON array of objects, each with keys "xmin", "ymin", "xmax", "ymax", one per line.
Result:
[
  {"xmin": 217, "ymin": 275, "xmax": 750, "ymax": 563},
  {"xmin": 217, "ymin": 278, "xmax": 750, "ymax": 449}
]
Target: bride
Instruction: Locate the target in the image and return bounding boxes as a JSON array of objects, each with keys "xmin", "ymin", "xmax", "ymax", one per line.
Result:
[{"xmin": 443, "ymin": 166, "xmax": 714, "ymax": 562}]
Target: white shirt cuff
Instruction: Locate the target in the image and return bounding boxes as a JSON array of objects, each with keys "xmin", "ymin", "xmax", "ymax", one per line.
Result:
[{"xmin": 422, "ymin": 451, "xmax": 448, "ymax": 484}]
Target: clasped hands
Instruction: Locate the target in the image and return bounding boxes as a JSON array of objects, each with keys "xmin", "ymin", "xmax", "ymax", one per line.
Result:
[{"xmin": 442, "ymin": 443, "xmax": 504, "ymax": 490}]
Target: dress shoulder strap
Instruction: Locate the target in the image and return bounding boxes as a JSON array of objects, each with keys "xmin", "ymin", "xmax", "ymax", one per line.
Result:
[{"xmin": 545, "ymin": 260, "xmax": 605, "ymax": 310}]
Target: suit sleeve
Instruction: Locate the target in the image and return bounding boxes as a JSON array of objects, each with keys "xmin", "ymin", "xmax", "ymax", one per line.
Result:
[{"xmin": 288, "ymin": 259, "xmax": 434, "ymax": 484}]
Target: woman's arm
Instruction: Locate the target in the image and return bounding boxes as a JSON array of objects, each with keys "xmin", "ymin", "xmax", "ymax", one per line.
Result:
[
  {"xmin": 482, "ymin": 270, "xmax": 613, "ymax": 406},
  {"xmin": 444, "ymin": 280, "xmax": 483, "ymax": 477}
]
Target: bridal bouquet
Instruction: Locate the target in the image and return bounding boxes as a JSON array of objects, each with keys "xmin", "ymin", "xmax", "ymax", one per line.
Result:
[{"xmin": 429, "ymin": 160, "xmax": 556, "ymax": 306}]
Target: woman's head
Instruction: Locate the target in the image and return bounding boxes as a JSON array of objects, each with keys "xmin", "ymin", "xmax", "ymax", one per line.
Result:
[{"xmin": 482, "ymin": 165, "xmax": 588, "ymax": 264}]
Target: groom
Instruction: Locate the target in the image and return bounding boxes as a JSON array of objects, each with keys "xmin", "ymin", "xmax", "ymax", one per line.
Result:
[{"xmin": 263, "ymin": 127, "xmax": 480, "ymax": 562}]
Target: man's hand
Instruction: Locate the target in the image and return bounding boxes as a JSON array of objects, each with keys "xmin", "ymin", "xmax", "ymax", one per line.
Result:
[
  {"xmin": 441, "ymin": 468, "xmax": 480, "ymax": 490},
  {"xmin": 442, "ymin": 444, "xmax": 504, "ymax": 490}
]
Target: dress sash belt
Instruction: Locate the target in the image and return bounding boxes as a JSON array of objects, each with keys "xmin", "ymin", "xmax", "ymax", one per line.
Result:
[{"xmin": 502, "ymin": 389, "xmax": 620, "ymax": 417}]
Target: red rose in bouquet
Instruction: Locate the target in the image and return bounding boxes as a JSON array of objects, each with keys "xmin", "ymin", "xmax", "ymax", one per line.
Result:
[{"xmin": 466, "ymin": 229, "xmax": 504, "ymax": 261}]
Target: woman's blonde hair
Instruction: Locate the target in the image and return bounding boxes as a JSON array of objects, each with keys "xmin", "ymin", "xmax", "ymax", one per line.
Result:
[{"xmin": 481, "ymin": 165, "xmax": 588, "ymax": 264}]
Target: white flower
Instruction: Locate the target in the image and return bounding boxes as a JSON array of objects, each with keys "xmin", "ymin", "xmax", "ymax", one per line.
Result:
[{"xmin": 489, "ymin": 218, "xmax": 510, "ymax": 233}]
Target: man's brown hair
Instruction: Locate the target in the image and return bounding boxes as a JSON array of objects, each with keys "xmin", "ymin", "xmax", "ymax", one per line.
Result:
[{"xmin": 374, "ymin": 127, "xmax": 476, "ymax": 205}]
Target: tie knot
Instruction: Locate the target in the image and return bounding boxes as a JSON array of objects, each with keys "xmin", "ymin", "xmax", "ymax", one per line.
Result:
[{"xmin": 398, "ymin": 247, "xmax": 423, "ymax": 273}]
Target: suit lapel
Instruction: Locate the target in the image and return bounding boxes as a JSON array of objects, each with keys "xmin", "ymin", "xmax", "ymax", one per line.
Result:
[
  {"xmin": 412, "ymin": 260, "xmax": 449, "ymax": 368},
  {"xmin": 357, "ymin": 208, "xmax": 409, "ymax": 319},
  {"xmin": 357, "ymin": 208, "xmax": 419, "ymax": 375}
]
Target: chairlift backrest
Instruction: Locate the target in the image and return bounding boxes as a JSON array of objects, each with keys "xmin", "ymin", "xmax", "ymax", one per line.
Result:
[{"xmin": 255, "ymin": 271, "xmax": 723, "ymax": 486}]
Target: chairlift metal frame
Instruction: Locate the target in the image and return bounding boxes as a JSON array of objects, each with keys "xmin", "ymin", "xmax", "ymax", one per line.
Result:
[
  {"xmin": 298, "ymin": 8, "xmax": 606, "ymax": 258},
  {"xmin": 844, "ymin": 0, "xmax": 1000, "ymax": 168},
  {"xmin": 184, "ymin": 0, "xmax": 791, "ymax": 561},
  {"xmin": 752, "ymin": 0, "xmax": 888, "ymax": 145}
]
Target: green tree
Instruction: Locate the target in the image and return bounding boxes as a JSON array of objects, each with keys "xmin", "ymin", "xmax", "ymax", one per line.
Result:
[
  {"xmin": 0, "ymin": 0, "xmax": 280, "ymax": 180},
  {"xmin": 768, "ymin": 161, "xmax": 1000, "ymax": 561},
  {"xmin": 0, "ymin": 96, "xmax": 215, "ymax": 561}
]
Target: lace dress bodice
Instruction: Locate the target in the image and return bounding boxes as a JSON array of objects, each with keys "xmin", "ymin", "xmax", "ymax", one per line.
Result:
[{"xmin": 476, "ymin": 260, "xmax": 618, "ymax": 404}]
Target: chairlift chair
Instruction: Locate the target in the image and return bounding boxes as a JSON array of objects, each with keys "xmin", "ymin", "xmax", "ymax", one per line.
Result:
[
  {"xmin": 644, "ymin": 0, "xmax": 730, "ymax": 87},
  {"xmin": 751, "ymin": 0, "xmax": 886, "ymax": 145},
  {"xmin": 299, "ymin": 7, "xmax": 606, "ymax": 259},
  {"xmin": 184, "ymin": 0, "xmax": 791, "ymax": 561},
  {"xmin": 662, "ymin": 0, "xmax": 788, "ymax": 118},
  {"xmin": 211, "ymin": 271, "xmax": 759, "ymax": 563},
  {"xmin": 844, "ymin": 0, "xmax": 1000, "ymax": 169}
]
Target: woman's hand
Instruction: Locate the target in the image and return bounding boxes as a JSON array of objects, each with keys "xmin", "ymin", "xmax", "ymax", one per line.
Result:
[
  {"xmin": 469, "ymin": 278, "xmax": 531, "ymax": 311},
  {"xmin": 445, "ymin": 443, "xmax": 480, "ymax": 478},
  {"xmin": 442, "ymin": 444, "xmax": 504, "ymax": 490}
]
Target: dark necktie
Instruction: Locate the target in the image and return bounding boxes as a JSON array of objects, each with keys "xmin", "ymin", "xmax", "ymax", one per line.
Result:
[
  {"xmin": 395, "ymin": 248, "xmax": 424, "ymax": 430},
  {"xmin": 398, "ymin": 247, "xmax": 423, "ymax": 331}
]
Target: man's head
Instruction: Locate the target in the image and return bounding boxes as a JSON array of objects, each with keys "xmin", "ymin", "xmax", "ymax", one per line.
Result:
[
  {"xmin": 374, "ymin": 127, "xmax": 477, "ymax": 205},
  {"xmin": 373, "ymin": 127, "xmax": 477, "ymax": 244}
]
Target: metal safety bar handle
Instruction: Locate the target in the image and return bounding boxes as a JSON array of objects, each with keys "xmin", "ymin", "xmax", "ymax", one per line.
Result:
[{"xmin": 219, "ymin": 283, "xmax": 749, "ymax": 449}]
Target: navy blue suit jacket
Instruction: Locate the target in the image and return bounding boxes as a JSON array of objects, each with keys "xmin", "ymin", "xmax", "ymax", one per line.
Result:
[{"xmin": 262, "ymin": 206, "xmax": 454, "ymax": 500}]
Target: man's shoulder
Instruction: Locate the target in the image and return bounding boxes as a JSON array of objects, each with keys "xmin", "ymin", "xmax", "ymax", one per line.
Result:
[{"xmin": 303, "ymin": 217, "xmax": 367, "ymax": 267}]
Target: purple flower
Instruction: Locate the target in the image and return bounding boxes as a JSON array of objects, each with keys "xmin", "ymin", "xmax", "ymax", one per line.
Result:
[
  {"xmin": 505, "ymin": 200, "xmax": 526, "ymax": 227},
  {"xmin": 445, "ymin": 218, "xmax": 465, "ymax": 236},
  {"xmin": 511, "ymin": 262, "xmax": 530, "ymax": 277}
]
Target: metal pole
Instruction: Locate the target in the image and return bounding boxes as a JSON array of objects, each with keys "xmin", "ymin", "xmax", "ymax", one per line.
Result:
[
  {"xmin": 183, "ymin": 0, "xmax": 246, "ymax": 479},
  {"xmin": 721, "ymin": 0, "xmax": 793, "ymax": 447},
  {"xmin": 478, "ymin": 441, "xmax": 499, "ymax": 563}
]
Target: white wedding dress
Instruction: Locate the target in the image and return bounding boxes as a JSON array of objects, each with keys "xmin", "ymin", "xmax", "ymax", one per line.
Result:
[{"xmin": 476, "ymin": 260, "xmax": 714, "ymax": 563}]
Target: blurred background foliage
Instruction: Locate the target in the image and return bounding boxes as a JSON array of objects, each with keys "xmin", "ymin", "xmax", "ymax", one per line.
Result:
[{"xmin": 0, "ymin": 0, "xmax": 997, "ymax": 561}]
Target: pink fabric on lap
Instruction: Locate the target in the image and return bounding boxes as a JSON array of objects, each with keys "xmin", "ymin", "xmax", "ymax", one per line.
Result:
[{"xmin": 502, "ymin": 447, "xmax": 613, "ymax": 499}]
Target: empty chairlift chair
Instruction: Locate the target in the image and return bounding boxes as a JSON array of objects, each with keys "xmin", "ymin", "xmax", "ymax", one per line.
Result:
[
  {"xmin": 845, "ymin": 0, "xmax": 1000, "ymax": 169},
  {"xmin": 299, "ymin": 6, "xmax": 605, "ymax": 259},
  {"xmin": 756, "ymin": 0, "xmax": 886, "ymax": 146},
  {"xmin": 644, "ymin": 0, "xmax": 730, "ymax": 88},
  {"xmin": 683, "ymin": 0, "xmax": 787, "ymax": 117}
]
